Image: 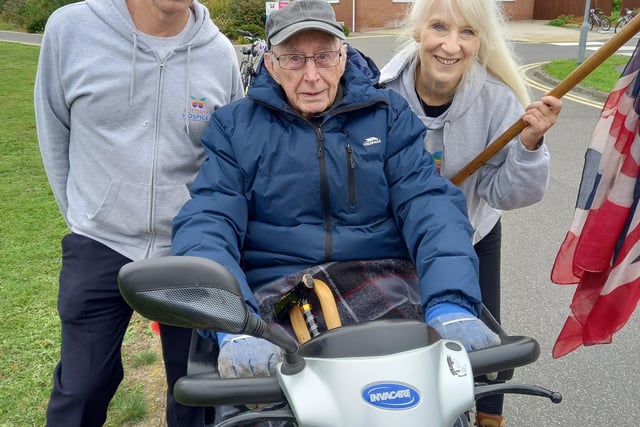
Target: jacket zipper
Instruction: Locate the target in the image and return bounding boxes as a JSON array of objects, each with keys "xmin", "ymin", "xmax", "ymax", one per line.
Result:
[
  {"xmin": 344, "ymin": 144, "xmax": 356, "ymax": 207},
  {"xmin": 145, "ymin": 60, "xmax": 166, "ymax": 257},
  {"xmin": 315, "ymin": 127, "xmax": 332, "ymax": 261}
]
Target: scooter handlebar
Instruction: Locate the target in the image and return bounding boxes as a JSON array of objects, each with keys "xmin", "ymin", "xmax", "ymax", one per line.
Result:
[
  {"xmin": 468, "ymin": 335, "xmax": 540, "ymax": 378},
  {"xmin": 174, "ymin": 334, "xmax": 540, "ymax": 408},
  {"xmin": 174, "ymin": 374, "xmax": 284, "ymax": 407}
]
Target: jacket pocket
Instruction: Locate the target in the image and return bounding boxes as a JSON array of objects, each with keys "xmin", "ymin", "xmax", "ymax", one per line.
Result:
[{"xmin": 345, "ymin": 144, "xmax": 356, "ymax": 208}]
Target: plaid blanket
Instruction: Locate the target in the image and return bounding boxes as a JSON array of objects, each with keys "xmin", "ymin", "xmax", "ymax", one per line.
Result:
[{"xmin": 254, "ymin": 259, "xmax": 422, "ymax": 336}]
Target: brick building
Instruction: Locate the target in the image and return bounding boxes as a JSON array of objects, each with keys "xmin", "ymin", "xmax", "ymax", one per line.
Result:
[{"xmin": 327, "ymin": 0, "xmax": 565, "ymax": 32}]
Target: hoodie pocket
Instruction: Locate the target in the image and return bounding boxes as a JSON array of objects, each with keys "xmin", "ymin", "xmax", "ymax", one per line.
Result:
[
  {"xmin": 87, "ymin": 181, "xmax": 189, "ymax": 239},
  {"xmin": 88, "ymin": 181, "xmax": 150, "ymax": 239}
]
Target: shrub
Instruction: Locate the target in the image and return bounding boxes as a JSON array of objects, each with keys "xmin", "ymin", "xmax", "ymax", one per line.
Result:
[
  {"xmin": 227, "ymin": 0, "xmax": 266, "ymax": 39},
  {"xmin": 613, "ymin": 0, "xmax": 621, "ymax": 14},
  {"xmin": 202, "ymin": 0, "xmax": 232, "ymax": 34},
  {"xmin": 237, "ymin": 23, "xmax": 265, "ymax": 39},
  {"xmin": 548, "ymin": 14, "xmax": 581, "ymax": 27},
  {"xmin": 548, "ymin": 18, "xmax": 565, "ymax": 27},
  {"xmin": 202, "ymin": 0, "xmax": 229, "ymax": 18},
  {"xmin": 204, "ymin": 0, "xmax": 266, "ymax": 42},
  {"xmin": 0, "ymin": 0, "xmax": 73, "ymax": 32},
  {"xmin": 211, "ymin": 15, "xmax": 233, "ymax": 36}
]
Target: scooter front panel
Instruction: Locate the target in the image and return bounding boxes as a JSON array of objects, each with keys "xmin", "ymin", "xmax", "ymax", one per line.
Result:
[{"xmin": 277, "ymin": 340, "xmax": 473, "ymax": 427}]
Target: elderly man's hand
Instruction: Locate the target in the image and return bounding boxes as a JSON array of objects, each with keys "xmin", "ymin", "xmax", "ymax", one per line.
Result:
[
  {"xmin": 425, "ymin": 303, "xmax": 500, "ymax": 351},
  {"xmin": 216, "ymin": 333, "xmax": 284, "ymax": 378}
]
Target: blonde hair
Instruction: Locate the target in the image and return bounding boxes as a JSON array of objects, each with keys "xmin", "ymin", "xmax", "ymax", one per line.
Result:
[{"xmin": 398, "ymin": 0, "xmax": 530, "ymax": 106}]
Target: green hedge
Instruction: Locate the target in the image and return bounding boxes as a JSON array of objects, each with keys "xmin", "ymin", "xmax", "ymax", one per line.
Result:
[
  {"xmin": 0, "ymin": 0, "xmax": 75, "ymax": 32},
  {"xmin": 2, "ymin": 0, "xmax": 343, "ymax": 42},
  {"xmin": 1, "ymin": 0, "xmax": 267, "ymax": 38}
]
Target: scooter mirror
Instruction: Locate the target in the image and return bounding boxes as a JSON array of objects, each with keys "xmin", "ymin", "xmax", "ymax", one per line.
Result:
[{"xmin": 117, "ymin": 256, "xmax": 249, "ymax": 333}]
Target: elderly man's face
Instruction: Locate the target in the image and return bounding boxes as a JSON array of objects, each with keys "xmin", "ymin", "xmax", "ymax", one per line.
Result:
[{"xmin": 265, "ymin": 30, "xmax": 347, "ymax": 118}]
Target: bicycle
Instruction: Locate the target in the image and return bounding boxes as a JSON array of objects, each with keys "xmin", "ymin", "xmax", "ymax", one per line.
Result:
[
  {"xmin": 615, "ymin": 7, "xmax": 636, "ymax": 33},
  {"xmin": 237, "ymin": 30, "xmax": 268, "ymax": 93},
  {"xmin": 118, "ymin": 256, "xmax": 562, "ymax": 427},
  {"xmin": 589, "ymin": 8, "xmax": 611, "ymax": 31}
]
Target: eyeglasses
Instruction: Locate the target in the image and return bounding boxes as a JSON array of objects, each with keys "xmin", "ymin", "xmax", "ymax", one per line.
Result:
[{"xmin": 274, "ymin": 50, "xmax": 342, "ymax": 70}]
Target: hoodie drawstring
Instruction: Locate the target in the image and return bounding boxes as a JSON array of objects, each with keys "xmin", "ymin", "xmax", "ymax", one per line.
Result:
[
  {"xmin": 184, "ymin": 44, "xmax": 192, "ymax": 135},
  {"xmin": 129, "ymin": 32, "xmax": 138, "ymax": 106}
]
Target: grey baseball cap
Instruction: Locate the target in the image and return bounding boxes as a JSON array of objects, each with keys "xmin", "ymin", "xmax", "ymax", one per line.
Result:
[{"xmin": 266, "ymin": 0, "xmax": 346, "ymax": 47}]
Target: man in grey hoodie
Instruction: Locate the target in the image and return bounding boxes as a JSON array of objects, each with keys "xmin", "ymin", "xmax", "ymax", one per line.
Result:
[{"xmin": 34, "ymin": 0, "xmax": 244, "ymax": 425}]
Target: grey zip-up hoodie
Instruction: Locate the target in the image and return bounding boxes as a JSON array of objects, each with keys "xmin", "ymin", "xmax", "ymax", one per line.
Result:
[
  {"xmin": 380, "ymin": 53, "xmax": 549, "ymax": 244},
  {"xmin": 34, "ymin": 0, "xmax": 244, "ymax": 260}
]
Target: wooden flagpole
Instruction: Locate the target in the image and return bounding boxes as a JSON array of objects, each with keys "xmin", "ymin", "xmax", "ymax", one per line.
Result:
[{"xmin": 450, "ymin": 14, "xmax": 640, "ymax": 186}]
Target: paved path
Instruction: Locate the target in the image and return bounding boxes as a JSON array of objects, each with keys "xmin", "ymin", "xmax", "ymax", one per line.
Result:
[
  {"xmin": 0, "ymin": 20, "xmax": 616, "ymax": 47},
  {"xmin": 0, "ymin": 29, "xmax": 42, "ymax": 45},
  {"xmin": 349, "ymin": 20, "xmax": 613, "ymax": 43}
]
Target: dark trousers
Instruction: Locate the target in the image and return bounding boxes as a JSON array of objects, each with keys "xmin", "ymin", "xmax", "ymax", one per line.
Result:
[
  {"xmin": 474, "ymin": 220, "xmax": 504, "ymax": 416},
  {"xmin": 45, "ymin": 233, "xmax": 205, "ymax": 426}
]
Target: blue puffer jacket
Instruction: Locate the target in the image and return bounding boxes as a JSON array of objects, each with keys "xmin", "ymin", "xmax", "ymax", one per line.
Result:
[{"xmin": 172, "ymin": 47, "xmax": 482, "ymax": 316}]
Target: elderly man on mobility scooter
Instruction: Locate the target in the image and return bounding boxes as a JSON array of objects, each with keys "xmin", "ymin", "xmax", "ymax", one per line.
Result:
[{"xmin": 171, "ymin": 1, "xmax": 500, "ymax": 424}]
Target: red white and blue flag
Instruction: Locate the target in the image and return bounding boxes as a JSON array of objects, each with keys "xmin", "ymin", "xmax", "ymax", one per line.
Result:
[{"xmin": 550, "ymin": 40, "xmax": 640, "ymax": 358}]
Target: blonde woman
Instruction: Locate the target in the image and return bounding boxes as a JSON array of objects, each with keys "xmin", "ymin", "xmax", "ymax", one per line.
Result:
[{"xmin": 380, "ymin": 0, "xmax": 562, "ymax": 425}]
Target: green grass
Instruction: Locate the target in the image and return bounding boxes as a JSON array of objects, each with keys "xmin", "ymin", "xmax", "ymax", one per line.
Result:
[
  {"xmin": 542, "ymin": 54, "xmax": 631, "ymax": 93},
  {"xmin": 131, "ymin": 350, "xmax": 158, "ymax": 369},
  {"xmin": 106, "ymin": 385, "xmax": 149, "ymax": 426},
  {"xmin": 0, "ymin": 41, "xmax": 153, "ymax": 427},
  {"xmin": 0, "ymin": 41, "xmax": 63, "ymax": 426},
  {"xmin": 0, "ymin": 22, "xmax": 21, "ymax": 31}
]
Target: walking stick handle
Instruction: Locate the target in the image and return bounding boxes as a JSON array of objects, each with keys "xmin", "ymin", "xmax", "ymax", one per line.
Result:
[
  {"xmin": 290, "ymin": 307, "xmax": 312, "ymax": 344},
  {"xmin": 450, "ymin": 14, "xmax": 640, "ymax": 186},
  {"xmin": 311, "ymin": 279, "xmax": 342, "ymax": 330},
  {"xmin": 287, "ymin": 276, "xmax": 342, "ymax": 344}
]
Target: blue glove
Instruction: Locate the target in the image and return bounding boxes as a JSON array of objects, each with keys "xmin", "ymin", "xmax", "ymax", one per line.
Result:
[
  {"xmin": 216, "ymin": 333, "xmax": 284, "ymax": 378},
  {"xmin": 425, "ymin": 303, "xmax": 500, "ymax": 351}
]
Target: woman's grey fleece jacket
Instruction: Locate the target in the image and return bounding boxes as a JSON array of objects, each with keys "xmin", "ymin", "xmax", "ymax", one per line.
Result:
[
  {"xmin": 34, "ymin": 0, "xmax": 244, "ymax": 261},
  {"xmin": 380, "ymin": 54, "xmax": 550, "ymax": 244}
]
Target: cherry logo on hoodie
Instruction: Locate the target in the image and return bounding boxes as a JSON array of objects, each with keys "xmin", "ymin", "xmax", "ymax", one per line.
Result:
[
  {"xmin": 191, "ymin": 97, "xmax": 205, "ymax": 108},
  {"xmin": 184, "ymin": 96, "xmax": 211, "ymax": 122}
]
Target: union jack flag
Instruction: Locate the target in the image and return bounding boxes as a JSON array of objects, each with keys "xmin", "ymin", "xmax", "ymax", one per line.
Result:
[{"xmin": 550, "ymin": 40, "xmax": 640, "ymax": 358}]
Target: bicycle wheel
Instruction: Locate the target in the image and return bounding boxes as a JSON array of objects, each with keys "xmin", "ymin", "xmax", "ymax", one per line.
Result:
[
  {"xmin": 600, "ymin": 16, "xmax": 610, "ymax": 31},
  {"xmin": 589, "ymin": 16, "xmax": 594, "ymax": 30},
  {"xmin": 615, "ymin": 17, "xmax": 627, "ymax": 33},
  {"xmin": 239, "ymin": 60, "xmax": 250, "ymax": 92}
]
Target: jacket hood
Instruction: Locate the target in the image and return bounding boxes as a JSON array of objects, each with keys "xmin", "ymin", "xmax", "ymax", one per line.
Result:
[
  {"xmin": 379, "ymin": 49, "xmax": 411, "ymax": 85},
  {"xmin": 346, "ymin": 45, "xmax": 380, "ymax": 87},
  {"xmin": 86, "ymin": 0, "xmax": 219, "ymax": 50}
]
